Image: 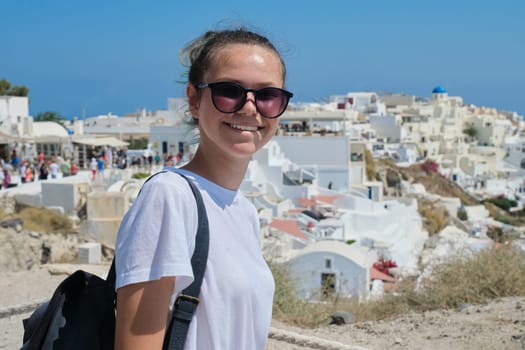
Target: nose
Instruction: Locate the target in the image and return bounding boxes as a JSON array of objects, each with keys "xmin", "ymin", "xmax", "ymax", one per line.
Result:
[{"xmin": 240, "ymin": 92, "xmax": 258, "ymax": 115}]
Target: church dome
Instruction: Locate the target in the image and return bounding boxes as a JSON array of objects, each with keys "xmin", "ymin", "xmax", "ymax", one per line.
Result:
[{"xmin": 432, "ymin": 86, "xmax": 447, "ymax": 94}]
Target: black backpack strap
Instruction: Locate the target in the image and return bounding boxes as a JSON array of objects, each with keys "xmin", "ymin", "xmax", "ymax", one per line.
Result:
[
  {"xmin": 163, "ymin": 174, "xmax": 209, "ymax": 350},
  {"xmin": 106, "ymin": 258, "xmax": 116, "ymax": 304}
]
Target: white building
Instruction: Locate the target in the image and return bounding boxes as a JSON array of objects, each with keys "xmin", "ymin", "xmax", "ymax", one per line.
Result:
[
  {"xmin": 0, "ymin": 96, "xmax": 33, "ymax": 160},
  {"xmin": 242, "ymin": 140, "xmax": 427, "ymax": 275},
  {"xmin": 287, "ymin": 240, "xmax": 375, "ymax": 301}
]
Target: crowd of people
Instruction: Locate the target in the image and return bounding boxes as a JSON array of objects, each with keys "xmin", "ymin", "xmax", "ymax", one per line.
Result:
[
  {"xmin": 0, "ymin": 150, "xmax": 79, "ymax": 190},
  {"xmin": 128, "ymin": 151, "xmax": 188, "ymax": 169},
  {"xmin": 0, "ymin": 147, "xmax": 191, "ymax": 190}
]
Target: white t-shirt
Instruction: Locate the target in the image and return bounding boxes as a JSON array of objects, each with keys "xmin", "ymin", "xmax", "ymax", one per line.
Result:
[
  {"xmin": 49, "ymin": 162, "xmax": 59, "ymax": 176},
  {"xmin": 115, "ymin": 168, "xmax": 275, "ymax": 350}
]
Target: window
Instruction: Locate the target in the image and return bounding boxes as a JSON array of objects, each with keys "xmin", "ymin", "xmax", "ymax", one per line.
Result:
[{"xmin": 325, "ymin": 258, "xmax": 332, "ymax": 269}]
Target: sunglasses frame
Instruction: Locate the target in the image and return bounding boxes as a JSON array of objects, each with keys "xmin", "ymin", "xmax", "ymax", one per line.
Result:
[{"xmin": 197, "ymin": 81, "xmax": 293, "ymax": 119}]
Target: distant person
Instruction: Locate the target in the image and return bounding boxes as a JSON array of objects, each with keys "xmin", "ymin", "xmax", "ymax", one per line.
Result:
[
  {"xmin": 164, "ymin": 153, "xmax": 174, "ymax": 166},
  {"xmin": 117, "ymin": 148, "xmax": 125, "ymax": 161},
  {"xmin": 24, "ymin": 164, "xmax": 34, "ymax": 183},
  {"xmin": 119, "ymin": 156, "xmax": 127, "ymax": 169},
  {"xmin": 2, "ymin": 159, "xmax": 13, "ymax": 173},
  {"xmin": 38, "ymin": 152, "xmax": 45, "ymax": 163},
  {"xmin": 70, "ymin": 162, "xmax": 78, "ymax": 176},
  {"xmin": 97, "ymin": 157, "xmax": 105, "ymax": 178},
  {"xmin": 2, "ymin": 168, "xmax": 11, "ymax": 188},
  {"xmin": 90, "ymin": 157, "xmax": 97, "ymax": 181},
  {"xmin": 19, "ymin": 161, "xmax": 27, "ymax": 184},
  {"xmin": 107, "ymin": 148, "xmax": 113, "ymax": 168},
  {"xmin": 60, "ymin": 159, "xmax": 71, "ymax": 177},
  {"xmin": 11, "ymin": 150, "xmax": 19, "ymax": 170},
  {"xmin": 38, "ymin": 162, "xmax": 48, "ymax": 180},
  {"xmin": 49, "ymin": 159, "xmax": 59, "ymax": 179},
  {"xmin": 114, "ymin": 27, "xmax": 293, "ymax": 349}
]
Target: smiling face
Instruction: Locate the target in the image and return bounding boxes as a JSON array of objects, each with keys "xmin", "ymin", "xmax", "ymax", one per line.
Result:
[{"xmin": 188, "ymin": 43, "xmax": 284, "ymax": 162}]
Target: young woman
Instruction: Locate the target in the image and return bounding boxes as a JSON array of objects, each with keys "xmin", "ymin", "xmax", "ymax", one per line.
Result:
[{"xmin": 114, "ymin": 28, "xmax": 293, "ymax": 350}]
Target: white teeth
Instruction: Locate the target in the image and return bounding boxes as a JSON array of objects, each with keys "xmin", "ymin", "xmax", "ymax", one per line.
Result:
[{"xmin": 230, "ymin": 124, "xmax": 259, "ymax": 131}]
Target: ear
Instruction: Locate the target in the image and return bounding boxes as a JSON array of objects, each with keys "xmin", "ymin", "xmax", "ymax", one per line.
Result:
[{"xmin": 187, "ymin": 84, "xmax": 200, "ymax": 119}]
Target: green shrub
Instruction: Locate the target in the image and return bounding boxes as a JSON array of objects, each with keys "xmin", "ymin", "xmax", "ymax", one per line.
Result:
[
  {"xmin": 386, "ymin": 169, "xmax": 401, "ymax": 188},
  {"xmin": 485, "ymin": 197, "xmax": 518, "ymax": 211},
  {"xmin": 457, "ymin": 207, "xmax": 468, "ymax": 221},
  {"xmin": 486, "ymin": 226, "xmax": 505, "ymax": 243},
  {"xmin": 18, "ymin": 207, "xmax": 73, "ymax": 234},
  {"xmin": 494, "ymin": 215, "xmax": 513, "ymax": 225},
  {"xmin": 364, "ymin": 149, "xmax": 376, "ymax": 181},
  {"xmin": 127, "ymin": 137, "xmax": 148, "ymax": 150},
  {"xmin": 132, "ymin": 172, "xmax": 151, "ymax": 179},
  {"xmin": 405, "ymin": 246, "xmax": 525, "ymax": 310},
  {"xmin": 419, "ymin": 202, "xmax": 448, "ymax": 235}
]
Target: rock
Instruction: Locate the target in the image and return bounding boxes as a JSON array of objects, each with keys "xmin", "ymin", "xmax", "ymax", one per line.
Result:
[
  {"xmin": 28, "ymin": 231, "xmax": 41, "ymax": 238},
  {"xmin": 330, "ymin": 311, "xmax": 355, "ymax": 325},
  {"xmin": 0, "ymin": 218, "xmax": 24, "ymax": 232},
  {"xmin": 457, "ymin": 302, "xmax": 473, "ymax": 312},
  {"xmin": 0, "ymin": 227, "xmax": 79, "ymax": 272},
  {"xmin": 0, "ymin": 227, "xmax": 41, "ymax": 272},
  {"xmin": 41, "ymin": 242, "xmax": 52, "ymax": 264}
]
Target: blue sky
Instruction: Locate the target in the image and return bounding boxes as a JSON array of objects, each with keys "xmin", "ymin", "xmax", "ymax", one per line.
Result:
[{"xmin": 3, "ymin": 0, "xmax": 524, "ymax": 118}]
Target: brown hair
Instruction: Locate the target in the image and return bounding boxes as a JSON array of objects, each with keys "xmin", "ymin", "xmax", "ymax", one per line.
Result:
[{"xmin": 179, "ymin": 28, "xmax": 287, "ymax": 87}]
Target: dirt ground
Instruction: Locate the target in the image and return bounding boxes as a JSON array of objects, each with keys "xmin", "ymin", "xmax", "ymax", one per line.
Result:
[
  {"xmin": 267, "ymin": 297, "xmax": 525, "ymax": 350},
  {"xmin": 1, "ymin": 265, "xmax": 524, "ymax": 350}
]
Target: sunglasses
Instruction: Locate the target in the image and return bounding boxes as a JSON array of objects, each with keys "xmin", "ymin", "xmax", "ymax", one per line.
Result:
[{"xmin": 197, "ymin": 81, "xmax": 293, "ymax": 119}]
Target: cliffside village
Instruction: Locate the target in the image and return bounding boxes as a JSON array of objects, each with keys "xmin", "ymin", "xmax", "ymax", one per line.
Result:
[{"xmin": 1, "ymin": 86, "xmax": 525, "ymax": 301}]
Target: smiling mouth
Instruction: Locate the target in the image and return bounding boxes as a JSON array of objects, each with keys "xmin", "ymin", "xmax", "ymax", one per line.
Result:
[{"xmin": 227, "ymin": 123, "xmax": 261, "ymax": 132}]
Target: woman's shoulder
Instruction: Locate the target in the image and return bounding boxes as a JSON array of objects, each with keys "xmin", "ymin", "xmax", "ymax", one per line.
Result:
[
  {"xmin": 122, "ymin": 170, "xmax": 200, "ymax": 231},
  {"xmin": 142, "ymin": 169, "xmax": 192, "ymax": 188},
  {"xmin": 137, "ymin": 170, "xmax": 196, "ymax": 203}
]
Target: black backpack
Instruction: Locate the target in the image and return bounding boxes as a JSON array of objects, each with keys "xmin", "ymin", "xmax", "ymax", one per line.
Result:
[
  {"xmin": 21, "ymin": 172, "xmax": 209, "ymax": 350},
  {"xmin": 21, "ymin": 268, "xmax": 116, "ymax": 350}
]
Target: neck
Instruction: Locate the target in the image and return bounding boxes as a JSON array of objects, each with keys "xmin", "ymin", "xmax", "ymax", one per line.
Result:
[{"xmin": 181, "ymin": 148, "xmax": 250, "ymax": 190}]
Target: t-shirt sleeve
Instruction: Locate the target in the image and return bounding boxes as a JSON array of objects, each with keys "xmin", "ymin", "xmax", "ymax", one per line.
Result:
[{"xmin": 115, "ymin": 172, "xmax": 198, "ymax": 293}]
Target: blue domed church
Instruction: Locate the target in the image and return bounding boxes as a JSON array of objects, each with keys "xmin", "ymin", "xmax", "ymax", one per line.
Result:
[{"xmin": 432, "ymin": 86, "xmax": 448, "ymax": 102}]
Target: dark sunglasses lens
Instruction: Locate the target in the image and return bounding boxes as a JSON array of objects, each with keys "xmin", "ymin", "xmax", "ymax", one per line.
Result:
[
  {"xmin": 256, "ymin": 88, "xmax": 289, "ymax": 118},
  {"xmin": 211, "ymin": 83, "xmax": 245, "ymax": 112}
]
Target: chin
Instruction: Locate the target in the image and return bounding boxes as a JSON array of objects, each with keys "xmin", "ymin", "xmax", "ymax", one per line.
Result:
[{"xmin": 230, "ymin": 144, "xmax": 259, "ymax": 158}]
